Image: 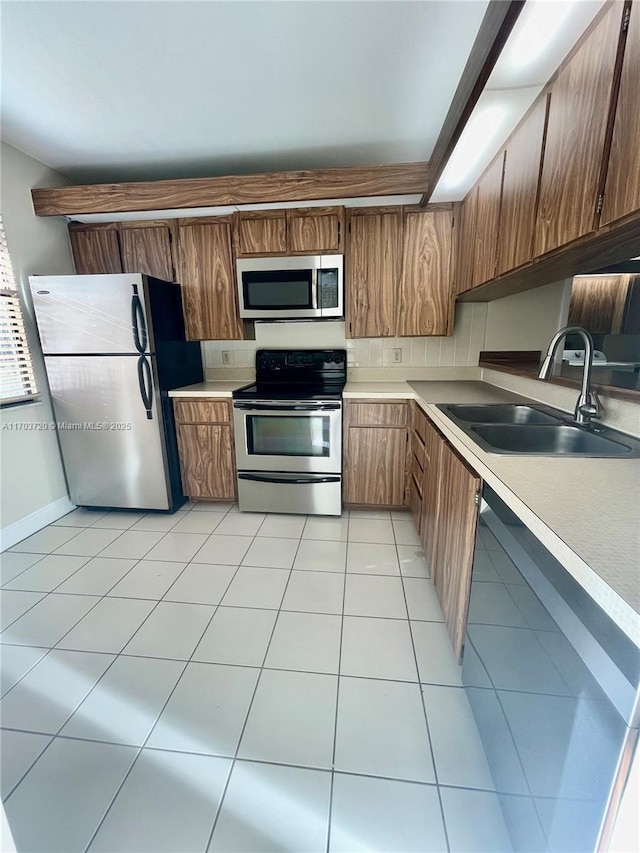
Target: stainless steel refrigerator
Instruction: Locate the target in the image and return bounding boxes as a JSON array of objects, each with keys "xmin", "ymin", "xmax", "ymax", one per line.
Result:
[{"xmin": 29, "ymin": 273, "xmax": 203, "ymax": 511}]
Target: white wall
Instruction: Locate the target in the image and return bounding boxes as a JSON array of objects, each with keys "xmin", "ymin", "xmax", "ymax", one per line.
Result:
[
  {"xmin": 203, "ymin": 303, "xmax": 489, "ymax": 373},
  {"xmin": 0, "ymin": 142, "xmax": 75, "ymax": 544},
  {"xmin": 484, "ymin": 279, "xmax": 571, "ymax": 354}
]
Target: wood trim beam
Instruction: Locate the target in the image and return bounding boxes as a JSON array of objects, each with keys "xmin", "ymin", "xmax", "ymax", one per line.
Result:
[
  {"xmin": 419, "ymin": 0, "xmax": 525, "ymax": 207},
  {"xmin": 31, "ymin": 162, "xmax": 429, "ymax": 217}
]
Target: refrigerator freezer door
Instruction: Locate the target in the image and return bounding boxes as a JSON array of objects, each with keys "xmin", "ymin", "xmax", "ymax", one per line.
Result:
[
  {"xmin": 29, "ymin": 274, "xmax": 152, "ymax": 354},
  {"xmin": 45, "ymin": 355, "xmax": 172, "ymax": 510}
]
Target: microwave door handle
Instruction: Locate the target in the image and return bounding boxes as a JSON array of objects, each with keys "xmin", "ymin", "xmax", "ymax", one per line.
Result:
[{"xmin": 311, "ymin": 268, "xmax": 318, "ymax": 310}]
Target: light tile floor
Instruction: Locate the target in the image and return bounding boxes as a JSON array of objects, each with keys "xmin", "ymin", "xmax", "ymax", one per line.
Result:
[{"xmin": 1, "ymin": 504, "xmax": 511, "ymax": 852}]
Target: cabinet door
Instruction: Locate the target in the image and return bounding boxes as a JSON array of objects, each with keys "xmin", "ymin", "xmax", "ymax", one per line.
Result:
[
  {"xmin": 602, "ymin": 3, "xmax": 640, "ymax": 226},
  {"xmin": 68, "ymin": 225, "xmax": 123, "ymax": 275},
  {"xmin": 397, "ymin": 209, "xmax": 453, "ymax": 336},
  {"xmin": 177, "ymin": 219, "xmax": 243, "ymax": 341},
  {"xmin": 471, "ymin": 153, "xmax": 505, "ymax": 287},
  {"xmin": 176, "ymin": 423, "xmax": 235, "ymax": 500},
  {"xmin": 120, "ymin": 221, "xmax": 176, "ymax": 281},
  {"xmin": 497, "ymin": 96, "xmax": 549, "ymax": 274},
  {"xmin": 346, "ymin": 209, "xmax": 402, "ymax": 338},
  {"xmin": 454, "ymin": 188, "xmax": 478, "ymax": 294},
  {"xmin": 534, "ymin": 4, "xmax": 624, "ymax": 255},
  {"xmin": 435, "ymin": 443, "xmax": 480, "ymax": 662},
  {"xmin": 344, "ymin": 427, "xmax": 407, "ymax": 506},
  {"xmin": 235, "ymin": 211, "xmax": 287, "ymax": 256},
  {"xmin": 287, "ymin": 207, "xmax": 344, "ymax": 253}
]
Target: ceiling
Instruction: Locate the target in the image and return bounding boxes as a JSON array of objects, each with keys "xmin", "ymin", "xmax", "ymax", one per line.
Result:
[{"xmin": 0, "ymin": 0, "xmax": 489, "ymax": 184}]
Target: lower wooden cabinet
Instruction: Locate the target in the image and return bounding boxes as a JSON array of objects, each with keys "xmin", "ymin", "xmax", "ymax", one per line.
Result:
[
  {"xmin": 412, "ymin": 402, "xmax": 481, "ymax": 662},
  {"xmin": 173, "ymin": 399, "xmax": 236, "ymax": 500},
  {"xmin": 343, "ymin": 400, "xmax": 409, "ymax": 507}
]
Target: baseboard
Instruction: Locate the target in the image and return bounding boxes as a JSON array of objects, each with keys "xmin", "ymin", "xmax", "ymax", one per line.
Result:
[{"xmin": 1, "ymin": 496, "xmax": 76, "ymax": 551}]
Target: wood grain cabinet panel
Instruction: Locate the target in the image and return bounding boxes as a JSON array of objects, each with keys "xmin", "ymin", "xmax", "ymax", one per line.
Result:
[
  {"xmin": 346, "ymin": 209, "xmax": 402, "ymax": 338},
  {"xmin": 454, "ymin": 188, "xmax": 478, "ymax": 294},
  {"xmin": 235, "ymin": 211, "xmax": 287, "ymax": 256},
  {"xmin": 68, "ymin": 225, "xmax": 123, "ymax": 275},
  {"xmin": 568, "ymin": 274, "xmax": 631, "ymax": 334},
  {"xmin": 173, "ymin": 399, "xmax": 232, "ymax": 425},
  {"xmin": 287, "ymin": 207, "xmax": 344, "ymax": 253},
  {"xmin": 347, "ymin": 401, "xmax": 407, "ymax": 427},
  {"xmin": 471, "ymin": 153, "xmax": 505, "ymax": 287},
  {"xmin": 177, "ymin": 219, "xmax": 243, "ymax": 341},
  {"xmin": 497, "ymin": 96, "xmax": 549, "ymax": 274},
  {"xmin": 120, "ymin": 221, "xmax": 176, "ymax": 281},
  {"xmin": 397, "ymin": 210, "xmax": 454, "ymax": 336},
  {"xmin": 344, "ymin": 426, "xmax": 408, "ymax": 507},
  {"xmin": 534, "ymin": 4, "xmax": 624, "ymax": 255},
  {"xmin": 419, "ymin": 415, "xmax": 443, "ymax": 576},
  {"xmin": 602, "ymin": 3, "xmax": 640, "ymax": 226},
  {"xmin": 434, "ymin": 444, "xmax": 481, "ymax": 662},
  {"xmin": 176, "ymin": 423, "xmax": 235, "ymax": 500}
]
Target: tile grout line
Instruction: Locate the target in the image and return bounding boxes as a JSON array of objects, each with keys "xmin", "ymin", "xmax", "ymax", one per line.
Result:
[
  {"xmin": 80, "ymin": 540, "xmax": 245, "ymax": 853},
  {"xmin": 394, "ymin": 519, "xmax": 452, "ymax": 853},
  {"xmin": 324, "ymin": 510, "xmax": 350, "ymax": 853},
  {"xmin": 201, "ymin": 516, "xmax": 308, "ymax": 851}
]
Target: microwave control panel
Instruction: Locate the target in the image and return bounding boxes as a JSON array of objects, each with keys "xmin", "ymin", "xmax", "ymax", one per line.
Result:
[{"xmin": 318, "ymin": 268, "xmax": 339, "ymax": 309}]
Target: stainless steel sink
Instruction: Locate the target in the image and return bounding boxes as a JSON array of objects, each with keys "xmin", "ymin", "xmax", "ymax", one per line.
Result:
[
  {"xmin": 444, "ymin": 404, "xmax": 562, "ymax": 425},
  {"xmin": 436, "ymin": 403, "xmax": 640, "ymax": 457},
  {"xmin": 470, "ymin": 424, "xmax": 636, "ymax": 456}
]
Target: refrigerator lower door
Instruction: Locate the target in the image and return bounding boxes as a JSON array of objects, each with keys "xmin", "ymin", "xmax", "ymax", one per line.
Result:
[{"xmin": 45, "ymin": 355, "xmax": 172, "ymax": 510}]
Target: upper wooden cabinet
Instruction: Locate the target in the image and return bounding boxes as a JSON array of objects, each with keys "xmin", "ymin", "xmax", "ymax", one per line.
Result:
[
  {"xmin": 471, "ymin": 153, "xmax": 505, "ymax": 287},
  {"xmin": 346, "ymin": 208, "xmax": 402, "ymax": 338},
  {"xmin": 234, "ymin": 207, "xmax": 345, "ymax": 256},
  {"xmin": 602, "ymin": 3, "xmax": 640, "ymax": 226},
  {"xmin": 496, "ymin": 95, "xmax": 549, "ymax": 275},
  {"xmin": 287, "ymin": 207, "xmax": 344, "ymax": 254},
  {"xmin": 177, "ymin": 218, "xmax": 243, "ymax": 341},
  {"xmin": 68, "ymin": 224, "xmax": 123, "ymax": 275},
  {"xmin": 119, "ymin": 221, "xmax": 176, "ymax": 281},
  {"xmin": 534, "ymin": 3, "xmax": 624, "ymax": 256},
  {"xmin": 567, "ymin": 274, "xmax": 632, "ymax": 334},
  {"xmin": 397, "ymin": 209, "xmax": 453, "ymax": 336},
  {"xmin": 234, "ymin": 210, "xmax": 288, "ymax": 256},
  {"xmin": 454, "ymin": 188, "xmax": 478, "ymax": 294}
]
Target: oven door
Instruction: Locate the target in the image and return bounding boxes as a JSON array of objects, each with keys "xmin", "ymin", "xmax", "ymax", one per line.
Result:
[{"xmin": 233, "ymin": 401, "xmax": 342, "ymax": 473}]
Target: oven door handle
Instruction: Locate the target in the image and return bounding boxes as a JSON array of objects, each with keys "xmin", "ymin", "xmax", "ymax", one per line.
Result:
[
  {"xmin": 238, "ymin": 473, "xmax": 341, "ymax": 485},
  {"xmin": 233, "ymin": 402, "xmax": 341, "ymax": 412}
]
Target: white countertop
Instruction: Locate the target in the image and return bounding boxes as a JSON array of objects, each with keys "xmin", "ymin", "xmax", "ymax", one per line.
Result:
[
  {"xmin": 345, "ymin": 379, "xmax": 640, "ymax": 646},
  {"xmin": 170, "ymin": 376, "xmax": 639, "ymax": 642},
  {"xmin": 168, "ymin": 380, "xmax": 249, "ymax": 398}
]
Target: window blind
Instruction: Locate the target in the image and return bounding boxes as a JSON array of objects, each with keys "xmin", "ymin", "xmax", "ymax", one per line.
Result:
[{"xmin": 0, "ymin": 216, "xmax": 39, "ymax": 405}]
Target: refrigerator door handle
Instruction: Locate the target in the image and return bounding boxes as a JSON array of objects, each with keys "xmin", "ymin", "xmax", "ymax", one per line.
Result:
[
  {"xmin": 131, "ymin": 284, "xmax": 148, "ymax": 353},
  {"xmin": 137, "ymin": 355, "xmax": 153, "ymax": 420}
]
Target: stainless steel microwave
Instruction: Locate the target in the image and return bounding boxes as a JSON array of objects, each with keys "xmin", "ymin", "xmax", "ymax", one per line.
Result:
[{"xmin": 236, "ymin": 254, "xmax": 343, "ymax": 320}]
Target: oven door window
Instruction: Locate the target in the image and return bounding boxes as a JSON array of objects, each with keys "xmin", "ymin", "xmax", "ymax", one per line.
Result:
[
  {"xmin": 242, "ymin": 270, "xmax": 314, "ymax": 310},
  {"xmin": 247, "ymin": 415, "xmax": 330, "ymax": 457}
]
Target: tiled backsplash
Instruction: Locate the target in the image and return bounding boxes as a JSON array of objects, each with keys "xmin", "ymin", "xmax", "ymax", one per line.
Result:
[{"xmin": 202, "ymin": 303, "xmax": 488, "ymax": 370}]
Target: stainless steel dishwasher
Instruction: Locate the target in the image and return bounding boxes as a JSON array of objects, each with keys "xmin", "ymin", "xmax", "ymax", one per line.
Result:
[{"xmin": 463, "ymin": 486, "xmax": 639, "ymax": 852}]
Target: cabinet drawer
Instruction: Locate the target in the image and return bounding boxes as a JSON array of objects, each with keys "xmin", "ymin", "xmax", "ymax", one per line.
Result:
[
  {"xmin": 173, "ymin": 399, "xmax": 231, "ymax": 424},
  {"xmin": 409, "ymin": 472, "xmax": 423, "ymax": 534},
  {"xmin": 411, "ymin": 402, "xmax": 429, "ymax": 443},
  {"xmin": 412, "ymin": 434, "xmax": 426, "ymax": 472},
  {"xmin": 347, "ymin": 401, "xmax": 407, "ymax": 427}
]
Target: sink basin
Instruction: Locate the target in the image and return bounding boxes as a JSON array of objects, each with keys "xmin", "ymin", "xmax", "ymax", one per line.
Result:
[
  {"xmin": 444, "ymin": 404, "xmax": 562, "ymax": 425},
  {"xmin": 470, "ymin": 424, "xmax": 635, "ymax": 456}
]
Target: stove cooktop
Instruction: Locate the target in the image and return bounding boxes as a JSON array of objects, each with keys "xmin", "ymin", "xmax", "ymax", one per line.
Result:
[{"xmin": 233, "ymin": 348, "xmax": 347, "ymax": 401}]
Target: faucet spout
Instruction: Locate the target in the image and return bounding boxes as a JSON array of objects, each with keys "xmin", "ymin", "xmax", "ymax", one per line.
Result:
[{"xmin": 538, "ymin": 325, "xmax": 601, "ymax": 426}]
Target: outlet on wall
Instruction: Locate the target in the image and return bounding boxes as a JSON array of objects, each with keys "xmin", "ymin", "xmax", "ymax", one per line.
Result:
[
  {"xmin": 392, "ymin": 348, "xmax": 402, "ymax": 364},
  {"xmin": 222, "ymin": 350, "xmax": 231, "ymax": 365}
]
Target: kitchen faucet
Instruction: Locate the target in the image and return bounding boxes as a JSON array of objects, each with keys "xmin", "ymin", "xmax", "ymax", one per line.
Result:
[{"xmin": 538, "ymin": 325, "xmax": 601, "ymax": 426}]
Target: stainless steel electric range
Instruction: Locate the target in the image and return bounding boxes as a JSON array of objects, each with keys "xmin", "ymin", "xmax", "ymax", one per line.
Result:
[{"xmin": 232, "ymin": 349, "xmax": 347, "ymax": 515}]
